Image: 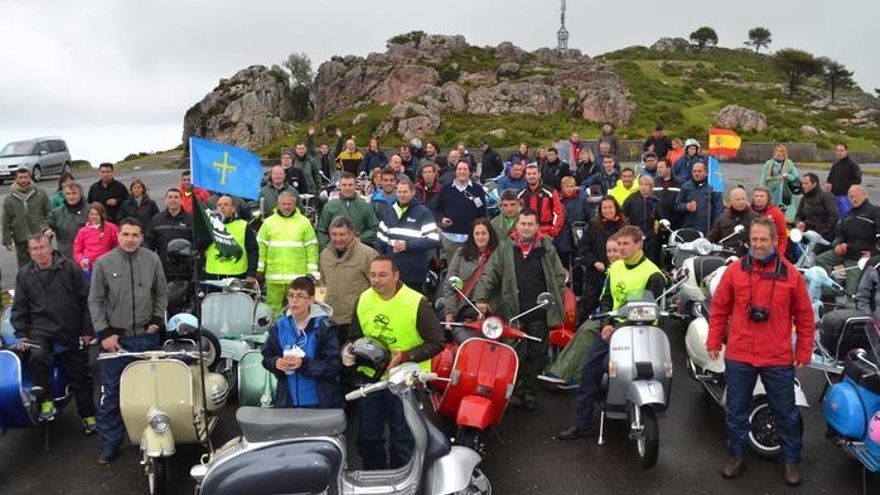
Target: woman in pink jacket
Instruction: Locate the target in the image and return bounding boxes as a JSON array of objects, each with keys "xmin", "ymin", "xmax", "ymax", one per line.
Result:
[{"xmin": 73, "ymin": 202, "xmax": 118, "ymax": 272}]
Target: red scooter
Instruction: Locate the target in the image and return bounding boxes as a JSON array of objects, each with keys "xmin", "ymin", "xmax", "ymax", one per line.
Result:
[{"xmin": 431, "ymin": 277, "xmax": 553, "ymax": 449}]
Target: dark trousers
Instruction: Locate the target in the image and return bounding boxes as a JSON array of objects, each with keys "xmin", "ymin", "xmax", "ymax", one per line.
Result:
[
  {"xmin": 356, "ymin": 389, "xmax": 413, "ymax": 470},
  {"xmin": 644, "ymin": 236, "xmax": 661, "ymax": 267},
  {"xmin": 14, "ymin": 242, "xmax": 30, "ymax": 268},
  {"xmin": 28, "ymin": 340, "xmax": 96, "ymax": 418},
  {"xmin": 724, "ymin": 359, "xmax": 802, "ymax": 464},
  {"xmin": 573, "ymin": 335, "xmax": 610, "ymax": 429},
  {"xmin": 97, "ymin": 333, "xmax": 161, "ymax": 455},
  {"xmin": 514, "ymin": 318, "xmax": 550, "ymax": 401}
]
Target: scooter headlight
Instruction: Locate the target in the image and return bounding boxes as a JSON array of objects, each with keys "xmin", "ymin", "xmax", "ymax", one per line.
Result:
[
  {"xmin": 149, "ymin": 411, "xmax": 171, "ymax": 433},
  {"xmin": 482, "ymin": 317, "xmax": 504, "ymax": 340},
  {"xmin": 627, "ymin": 304, "xmax": 658, "ymax": 323},
  {"xmin": 694, "ymin": 238, "xmax": 713, "ymax": 256}
]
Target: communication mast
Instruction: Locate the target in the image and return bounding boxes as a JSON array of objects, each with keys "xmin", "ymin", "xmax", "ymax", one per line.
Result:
[{"xmin": 557, "ymin": 0, "xmax": 569, "ymax": 52}]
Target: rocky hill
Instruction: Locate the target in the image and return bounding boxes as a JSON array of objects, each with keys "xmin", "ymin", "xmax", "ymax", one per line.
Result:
[{"xmin": 181, "ymin": 33, "xmax": 880, "ymax": 157}]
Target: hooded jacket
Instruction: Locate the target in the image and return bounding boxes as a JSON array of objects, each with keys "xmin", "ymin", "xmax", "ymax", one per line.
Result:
[
  {"xmin": 753, "ymin": 203, "xmax": 788, "ymax": 255},
  {"xmin": 707, "ymin": 253, "xmax": 814, "ymax": 367},
  {"xmin": 73, "ymin": 221, "xmax": 119, "ymax": 270},
  {"xmin": 42, "ymin": 199, "xmax": 88, "ymax": 259},
  {"xmin": 319, "ymin": 238, "xmax": 378, "ymax": 326},
  {"xmin": 675, "ymin": 178, "xmax": 724, "ymax": 234},
  {"xmin": 582, "ymin": 169, "xmax": 620, "ymax": 197},
  {"xmin": 262, "ymin": 301, "xmax": 343, "ymax": 408},
  {"xmin": 495, "ymin": 171, "xmax": 527, "ymax": 194},
  {"xmin": 257, "ymin": 208, "xmax": 320, "ymax": 282},
  {"xmin": 293, "ymin": 154, "xmax": 323, "ymax": 194},
  {"xmin": 361, "ymin": 148, "xmax": 388, "ymax": 174},
  {"xmin": 12, "ymin": 252, "xmax": 93, "ymax": 346},
  {"xmin": 88, "ymin": 246, "xmax": 167, "ymax": 338},
  {"xmin": 672, "ymin": 151, "xmax": 707, "ymax": 184},
  {"xmin": 2, "ymin": 183, "xmax": 51, "ymax": 246}
]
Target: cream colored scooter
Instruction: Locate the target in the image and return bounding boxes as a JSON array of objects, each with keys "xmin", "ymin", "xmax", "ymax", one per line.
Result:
[{"xmin": 98, "ymin": 338, "xmax": 229, "ymax": 495}]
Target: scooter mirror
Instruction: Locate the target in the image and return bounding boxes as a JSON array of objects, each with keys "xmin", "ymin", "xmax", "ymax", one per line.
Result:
[
  {"xmin": 733, "ymin": 224, "xmax": 745, "ymax": 234},
  {"xmin": 859, "ymin": 257, "xmax": 870, "ymax": 271},
  {"xmin": 788, "ymin": 228, "xmax": 803, "ymax": 243},
  {"xmin": 447, "ymin": 276, "xmax": 464, "ymax": 290},
  {"xmin": 536, "ymin": 292, "xmax": 554, "ymax": 307}
]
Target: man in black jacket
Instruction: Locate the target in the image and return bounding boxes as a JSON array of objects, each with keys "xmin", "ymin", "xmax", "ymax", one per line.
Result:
[
  {"xmin": 479, "ymin": 142, "xmax": 503, "ymax": 181},
  {"xmin": 642, "ymin": 125, "xmax": 672, "ymax": 160},
  {"xmin": 11, "ymin": 234, "xmax": 96, "ymax": 430},
  {"xmin": 623, "ymin": 177, "xmax": 662, "ymax": 264},
  {"xmin": 87, "ymin": 162, "xmax": 129, "ymax": 222},
  {"xmin": 815, "ymin": 185, "xmax": 880, "ymax": 293},
  {"xmin": 795, "ymin": 173, "xmax": 839, "ymax": 248},
  {"xmin": 145, "ymin": 188, "xmax": 193, "ymax": 281},
  {"xmin": 825, "ymin": 143, "xmax": 861, "ymax": 220}
]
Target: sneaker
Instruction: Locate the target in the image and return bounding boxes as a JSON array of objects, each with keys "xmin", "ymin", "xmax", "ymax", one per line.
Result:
[
  {"xmin": 82, "ymin": 416, "xmax": 98, "ymax": 435},
  {"xmin": 721, "ymin": 457, "xmax": 745, "ymax": 479},
  {"xmin": 537, "ymin": 372, "xmax": 566, "ymax": 385},
  {"xmin": 97, "ymin": 448, "xmax": 120, "ymax": 466},
  {"xmin": 783, "ymin": 464, "xmax": 801, "ymax": 487},
  {"xmin": 38, "ymin": 400, "xmax": 56, "ymax": 421}
]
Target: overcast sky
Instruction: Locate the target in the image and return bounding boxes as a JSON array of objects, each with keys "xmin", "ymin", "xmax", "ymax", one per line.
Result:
[{"xmin": 1, "ymin": 0, "xmax": 877, "ymax": 162}]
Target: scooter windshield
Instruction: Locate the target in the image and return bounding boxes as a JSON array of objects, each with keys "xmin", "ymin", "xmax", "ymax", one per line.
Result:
[{"xmin": 868, "ymin": 320, "xmax": 880, "ymax": 365}]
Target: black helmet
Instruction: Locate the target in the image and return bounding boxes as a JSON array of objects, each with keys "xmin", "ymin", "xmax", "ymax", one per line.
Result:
[
  {"xmin": 167, "ymin": 238, "xmax": 193, "ymax": 259},
  {"xmin": 351, "ymin": 337, "xmax": 390, "ymax": 383}
]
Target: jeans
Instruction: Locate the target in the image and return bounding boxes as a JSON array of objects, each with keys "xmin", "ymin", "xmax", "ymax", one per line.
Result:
[
  {"xmin": 97, "ymin": 333, "xmax": 161, "ymax": 455},
  {"xmin": 573, "ymin": 334, "xmax": 610, "ymax": 429},
  {"xmin": 513, "ymin": 318, "xmax": 549, "ymax": 401},
  {"xmin": 28, "ymin": 340, "xmax": 96, "ymax": 418},
  {"xmin": 724, "ymin": 359, "xmax": 802, "ymax": 464},
  {"xmin": 356, "ymin": 388, "xmax": 413, "ymax": 469}
]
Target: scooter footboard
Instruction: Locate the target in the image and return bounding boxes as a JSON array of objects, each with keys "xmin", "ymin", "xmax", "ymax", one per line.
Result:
[
  {"xmin": 627, "ymin": 380, "xmax": 666, "ymax": 408},
  {"xmin": 424, "ymin": 445, "xmax": 482, "ymax": 495}
]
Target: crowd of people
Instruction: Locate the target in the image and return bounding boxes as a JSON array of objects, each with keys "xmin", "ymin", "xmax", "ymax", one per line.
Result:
[{"xmin": 2, "ymin": 123, "xmax": 877, "ymax": 486}]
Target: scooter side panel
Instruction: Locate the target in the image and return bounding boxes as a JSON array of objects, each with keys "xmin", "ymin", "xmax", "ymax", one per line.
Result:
[
  {"xmin": 823, "ymin": 379, "xmax": 867, "ymax": 439},
  {"xmin": 120, "ymin": 359, "xmax": 197, "ymax": 444},
  {"xmin": 0, "ymin": 350, "xmax": 35, "ymax": 428},
  {"xmin": 238, "ymin": 350, "xmax": 276, "ymax": 407},
  {"xmin": 433, "ymin": 338, "xmax": 518, "ymax": 430},
  {"xmin": 200, "ymin": 440, "xmax": 342, "ymax": 495},
  {"xmin": 423, "ymin": 445, "xmax": 483, "ymax": 495}
]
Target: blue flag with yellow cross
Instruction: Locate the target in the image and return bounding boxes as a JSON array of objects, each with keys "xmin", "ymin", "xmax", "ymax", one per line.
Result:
[{"xmin": 190, "ymin": 137, "xmax": 261, "ymax": 200}]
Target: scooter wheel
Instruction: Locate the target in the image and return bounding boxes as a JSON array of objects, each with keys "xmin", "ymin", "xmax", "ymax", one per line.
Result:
[
  {"xmin": 201, "ymin": 332, "xmax": 222, "ymax": 371},
  {"xmin": 144, "ymin": 456, "xmax": 170, "ymax": 495},
  {"xmin": 635, "ymin": 406, "xmax": 659, "ymax": 468},
  {"xmin": 747, "ymin": 398, "xmax": 803, "ymax": 459}
]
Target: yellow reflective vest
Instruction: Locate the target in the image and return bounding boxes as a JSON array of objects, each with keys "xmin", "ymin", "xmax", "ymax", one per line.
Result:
[
  {"xmin": 356, "ymin": 284, "xmax": 430, "ymax": 374},
  {"xmin": 205, "ymin": 219, "xmax": 249, "ymax": 276}
]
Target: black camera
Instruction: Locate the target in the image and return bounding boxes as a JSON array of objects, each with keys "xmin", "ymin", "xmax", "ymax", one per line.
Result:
[{"xmin": 748, "ymin": 305, "xmax": 770, "ymax": 323}]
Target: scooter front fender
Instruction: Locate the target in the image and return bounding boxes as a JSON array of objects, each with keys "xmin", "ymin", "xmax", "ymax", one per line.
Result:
[
  {"xmin": 423, "ymin": 445, "xmax": 482, "ymax": 495},
  {"xmin": 627, "ymin": 380, "xmax": 666, "ymax": 407},
  {"xmin": 456, "ymin": 395, "xmax": 495, "ymax": 430},
  {"xmin": 141, "ymin": 426, "xmax": 176, "ymax": 458}
]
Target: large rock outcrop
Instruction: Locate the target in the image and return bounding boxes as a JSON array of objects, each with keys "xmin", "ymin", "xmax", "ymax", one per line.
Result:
[
  {"xmin": 714, "ymin": 105, "xmax": 768, "ymax": 133},
  {"xmin": 182, "ymin": 65, "xmax": 297, "ymax": 150}
]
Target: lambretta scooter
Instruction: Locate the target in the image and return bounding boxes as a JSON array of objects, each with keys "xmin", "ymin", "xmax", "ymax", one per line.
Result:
[
  {"xmin": 587, "ymin": 291, "xmax": 676, "ymax": 468},
  {"xmin": 190, "ymin": 362, "xmax": 492, "ymax": 495},
  {"xmin": 98, "ymin": 324, "xmax": 229, "ymax": 495},
  {"xmin": 684, "ymin": 262, "xmax": 810, "ymax": 459},
  {"xmin": 430, "ymin": 276, "xmax": 550, "ymax": 449},
  {"xmin": 823, "ymin": 323, "xmax": 880, "ymax": 483}
]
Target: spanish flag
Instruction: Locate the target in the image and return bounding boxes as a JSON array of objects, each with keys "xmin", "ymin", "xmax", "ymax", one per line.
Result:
[{"xmin": 708, "ymin": 128, "xmax": 742, "ymax": 158}]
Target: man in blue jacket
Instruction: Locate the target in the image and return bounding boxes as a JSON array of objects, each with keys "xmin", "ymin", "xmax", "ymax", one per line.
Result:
[
  {"xmin": 675, "ymin": 162, "xmax": 724, "ymax": 235},
  {"xmin": 375, "ymin": 178, "xmax": 440, "ymax": 293},
  {"xmin": 673, "ymin": 138, "xmax": 707, "ymax": 184},
  {"xmin": 496, "ymin": 158, "xmax": 527, "ymax": 193},
  {"xmin": 262, "ymin": 276, "xmax": 342, "ymax": 408}
]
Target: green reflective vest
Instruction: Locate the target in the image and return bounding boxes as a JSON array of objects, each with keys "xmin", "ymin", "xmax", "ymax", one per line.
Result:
[
  {"xmin": 356, "ymin": 284, "xmax": 430, "ymax": 376},
  {"xmin": 205, "ymin": 219, "xmax": 248, "ymax": 276},
  {"xmin": 607, "ymin": 255, "xmax": 664, "ymax": 311}
]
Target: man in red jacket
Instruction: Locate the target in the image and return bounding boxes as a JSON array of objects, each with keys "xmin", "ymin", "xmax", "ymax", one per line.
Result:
[
  {"xmin": 517, "ymin": 164, "xmax": 564, "ymax": 238},
  {"xmin": 707, "ymin": 216, "xmax": 814, "ymax": 487},
  {"xmin": 178, "ymin": 170, "xmax": 210, "ymax": 213}
]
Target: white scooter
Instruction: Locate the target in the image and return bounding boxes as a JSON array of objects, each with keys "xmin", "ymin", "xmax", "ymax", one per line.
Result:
[
  {"xmin": 190, "ymin": 363, "xmax": 491, "ymax": 495},
  {"xmin": 683, "ymin": 262, "xmax": 809, "ymax": 459}
]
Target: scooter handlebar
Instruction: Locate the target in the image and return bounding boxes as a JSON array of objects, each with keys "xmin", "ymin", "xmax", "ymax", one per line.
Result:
[
  {"xmin": 588, "ymin": 312, "xmax": 613, "ymax": 321},
  {"xmin": 345, "ymin": 380, "xmax": 390, "ymax": 401}
]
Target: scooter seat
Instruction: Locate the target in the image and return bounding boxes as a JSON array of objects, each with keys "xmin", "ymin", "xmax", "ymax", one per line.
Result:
[
  {"xmin": 236, "ymin": 406, "xmax": 346, "ymax": 442},
  {"xmin": 844, "ymin": 352, "xmax": 880, "ymax": 395},
  {"xmin": 692, "ymin": 256, "xmax": 726, "ymax": 284}
]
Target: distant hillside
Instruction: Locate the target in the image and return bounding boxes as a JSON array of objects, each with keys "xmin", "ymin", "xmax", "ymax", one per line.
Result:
[{"xmin": 180, "ymin": 33, "xmax": 880, "ymax": 159}]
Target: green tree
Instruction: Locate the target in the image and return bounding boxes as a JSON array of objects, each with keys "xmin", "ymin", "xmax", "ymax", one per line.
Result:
[
  {"xmin": 743, "ymin": 27, "xmax": 772, "ymax": 53},
  {"xmin": 774, "ymin": 48, "xmax": 824, "ymax": 96},
  {"xmin": 875, "ymin": 88, "xmax": 880, "ymax": 98},
  {"xmin": 282, "ymin": 52, "xmax": 314, "ymax": 119},
  {"xmin": 819, "ymin": 58, "xmax": 855, "ymax": 101},
  {"xmin": 689, "ymin": 26, "xmax": 718, "ymax": 50}
]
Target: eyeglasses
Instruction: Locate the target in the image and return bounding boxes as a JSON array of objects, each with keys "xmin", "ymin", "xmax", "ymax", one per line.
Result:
[{"xmin": 286, "ymin": 293, "xmax": 311, "ymax": 300}]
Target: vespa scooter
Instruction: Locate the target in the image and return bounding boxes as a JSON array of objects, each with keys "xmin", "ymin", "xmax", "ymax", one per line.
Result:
[
  {"xmin": 587, "ymin": 291, "xmax": 677, "ymax": 468},
  {"xmin": 191, "ymin": 362, "xmax": 492, "ymax": 495},
  {"xmin": 430, "ymin": 277, "xmax": 551, "ymax": 449},
  {"xmin": 98, "ymin": 329, "xmax": 229, "ymax": 495}
]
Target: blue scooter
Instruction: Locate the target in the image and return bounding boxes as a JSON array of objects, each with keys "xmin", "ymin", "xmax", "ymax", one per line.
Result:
[
  {"xmin": 823, "ymin": 319, "xmax": 880, "ymax": 484},
  {"xmin": 0, "ymin": 303, "xmax": 71, "ymax": 446}
]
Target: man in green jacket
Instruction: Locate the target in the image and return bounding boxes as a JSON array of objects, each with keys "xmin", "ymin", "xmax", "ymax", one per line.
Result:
[
  {"xmin": 259, "ymin": 165, "xmax": 297, "ymax": 218},
  {"xmin": 3, "ymin": 168, "xmax": 51, "ymax": 267},
  {"xmin": 490, "ymin": 189, "xmax": 520, "ymax": 241},
  {"xmin": 293, "ymin": 142, "xmax": 323, "ymax": 195},
  {"xmin": 317, "ymin": 172, "xmax": 378, "ymax": 248},
  {"xmin": 472, "ymin": 207, "xmax": 567, "ymax": 411},
  {"xmin": 257, "ymin": 192, "xmax": 320, "ymax": 315}
]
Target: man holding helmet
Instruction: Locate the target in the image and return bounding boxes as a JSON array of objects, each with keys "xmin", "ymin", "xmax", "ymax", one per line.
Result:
[{"xmin": 342, "ymin": 255, "xmax": 443, "ymax": 470}]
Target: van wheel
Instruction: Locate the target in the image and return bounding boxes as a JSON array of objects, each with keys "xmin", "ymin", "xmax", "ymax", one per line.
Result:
[
  {"xmin": 61, "ymin": 162, "xmax": 70, "ymax": 175},
  {"xmin": 32, "ymin": 166, "xmax": 42, "ymax": 182}
]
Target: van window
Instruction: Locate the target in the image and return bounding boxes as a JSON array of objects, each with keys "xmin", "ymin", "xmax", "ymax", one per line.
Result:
[
  {"xmin": 48, "ymin": 140, "xmax": 67, "ymax": 153},
  {"xmin": 36, "ymin": 142, "xmax": 50, "ymax": 155},
  {"xmin": 0, "ymin": 140, "xmax": 37, "ymax": 156}
]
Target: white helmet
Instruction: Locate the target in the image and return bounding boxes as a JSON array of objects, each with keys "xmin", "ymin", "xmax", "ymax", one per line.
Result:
[
  {"xmin": 167, "ymin": 313, "xmax": 198, "ymax": 334},
  {"xmin": 683, "ymin": 138, "xmax": 701, "ymax": 151}
]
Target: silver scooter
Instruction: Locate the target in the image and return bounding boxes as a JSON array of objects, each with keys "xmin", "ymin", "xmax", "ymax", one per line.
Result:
[
  {"xmin": 587, "ymin": 291, "xmax": 677, "ymax": 468},
  {"xmin": 190, "ymin": 362, "xmax": 491, "ymax": 495}
]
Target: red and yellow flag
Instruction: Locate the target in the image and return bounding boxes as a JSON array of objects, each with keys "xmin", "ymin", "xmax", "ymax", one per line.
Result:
[{"xmin": 708, "ymin": 128, "xmax": 742, "ymax": 157}]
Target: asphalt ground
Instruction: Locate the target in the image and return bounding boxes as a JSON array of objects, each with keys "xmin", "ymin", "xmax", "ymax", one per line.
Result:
[{"xmin": 1, "ymin": 163, "xmax": 879, "ymax": 494}]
